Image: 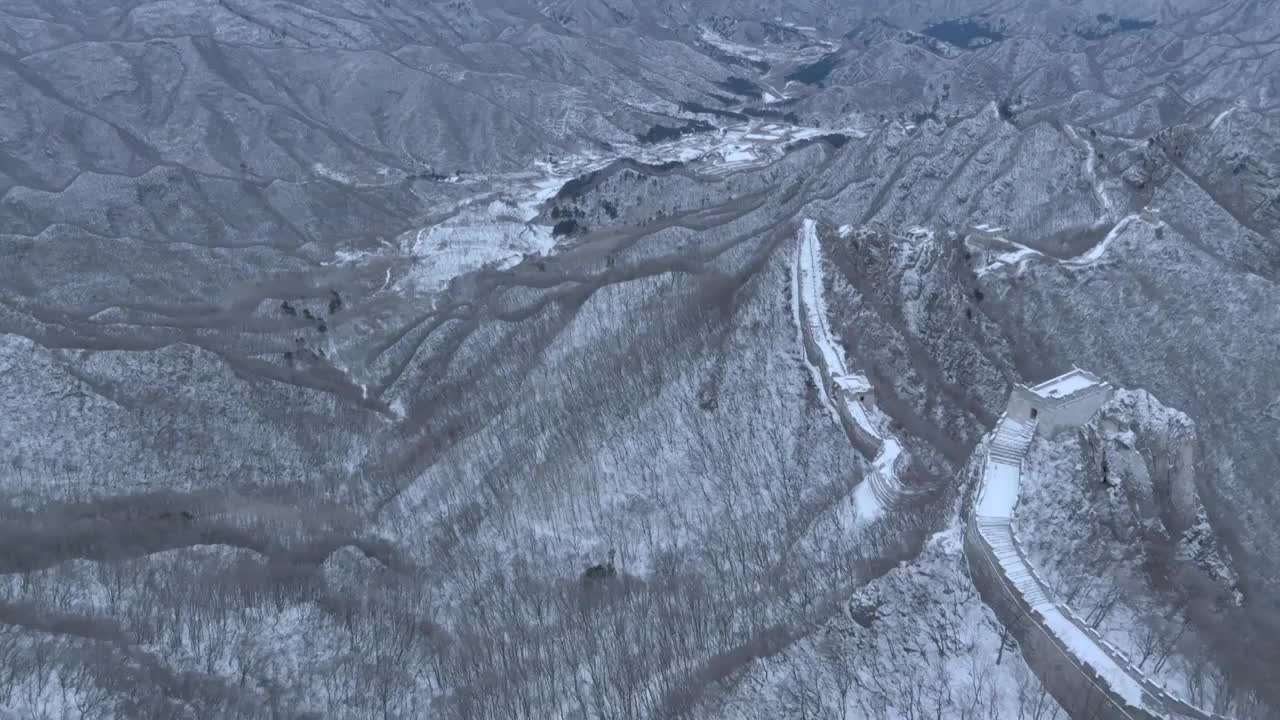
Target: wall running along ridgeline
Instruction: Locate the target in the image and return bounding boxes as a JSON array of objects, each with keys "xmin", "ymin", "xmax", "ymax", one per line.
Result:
[
  {"xmin": 792, "ymin": 219, "xmax": 912, "ymax": 519},
  {"xmin": 965, "ymin": 372, "xmax": 1229, "ymax": 720}
]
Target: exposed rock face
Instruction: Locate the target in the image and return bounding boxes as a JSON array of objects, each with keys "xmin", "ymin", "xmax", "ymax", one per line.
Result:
[
  {"xmin": 1089, "ymin": 389, "xmax": 1203, "ymax": 536},
  {"xmin": 1085, "ymin": 389, "xmax": 1244, "ymax": 607},
  {"xmin": 1084, "ymin": 390, "xmax": 1242, "ymax": 602},
  {"xmin": 1030, "ymin": 388, "xmax": 1241, "ymax": 601}
]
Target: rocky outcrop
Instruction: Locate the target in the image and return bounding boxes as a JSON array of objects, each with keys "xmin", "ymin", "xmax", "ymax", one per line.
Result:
[
  {"xmin": 1065, "ymin": 389, "xmax": 1242, "ymax": 598},
  {"xmin": 1088, "ymin": 389, "xmax": 1205, "ymax": 532}
]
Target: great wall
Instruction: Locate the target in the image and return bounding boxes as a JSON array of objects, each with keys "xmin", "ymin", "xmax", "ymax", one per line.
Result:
[
  {"xmin": 791, "ymin": 219, "xmax": 912, "ymax": 520},
  {"xmin": 966, "ymin": 369, "xmax": 1230, "ymax": 720},
  {"xmin": 793, "ymin": 219, "xmax": 1231, "ymax": 720}
]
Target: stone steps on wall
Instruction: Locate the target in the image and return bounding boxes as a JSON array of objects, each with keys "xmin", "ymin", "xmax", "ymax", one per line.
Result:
[
  {"xmin": 977, "ymin": 524, "xmax": 1056, "ymax": 609},
  {"xmin": 993, "ymin": 432, "xmax": 1032, "ymax": 447},
  {"xmin": 868, "ymin": 469, "xmax": 896, "ymax": 509},
  {"xmin": 1000, "ymin": 419, "xmax": 1036, "ymax": 441},
  {"xmin": 987, "ymin": 455, "xmax": 1024, "ymax": 469},
  {"xmin": 1004, "ymin": 572, "xmax": 1050, "ymax": 605},
  {"xmin": 1004, "ymin": 420, "xmax": 1036, "ymax": 436},
  {"xmin": 993, "ymin": 432, "xmax": 1029, "ymax": 445},
  {"xmin": 987, "ymin": 448, "xmax": 1024, "ymax": 464},
  {"xmin": 993, "ymin": 432, "xmax": 1032, "ymax": 448},
  {"xmin": 988, "ymin": 444, "xmax": 1029, "ymax": 460}
]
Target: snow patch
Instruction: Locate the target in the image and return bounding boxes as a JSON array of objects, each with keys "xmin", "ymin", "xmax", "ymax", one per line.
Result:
[
  {"xmin": 979, "ymin": 244, "xmax": 1043, "ymax": 276},
  {"xmin": 1210, "ymin": 103, "xmax": 1240, "ymax": 130},
  {"xmin": 1066, "ymin": 214, "xmax": 1139, "ymax": 267},
  {"xmin": 312, "ymin": 162, "xmax": 354, "ymax": 184}
]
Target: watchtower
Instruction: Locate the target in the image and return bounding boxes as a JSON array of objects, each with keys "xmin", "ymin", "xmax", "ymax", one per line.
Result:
[{"xmin": 1007, "ymin": 367, "xmax": 1114, "ymax": 437}]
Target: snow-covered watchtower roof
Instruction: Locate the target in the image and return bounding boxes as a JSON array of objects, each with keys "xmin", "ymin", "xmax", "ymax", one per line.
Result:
[
  {"xmin": 833, "ymin": 373, "xmax": 873, "ymax": 395},
  {"xmin": 1028, "ymin": 368, "xmax": 1106, "ymax": 402},
  {"xmin": 1008, "ymin": 367, "xmax": 1115, "ymax": 437}
]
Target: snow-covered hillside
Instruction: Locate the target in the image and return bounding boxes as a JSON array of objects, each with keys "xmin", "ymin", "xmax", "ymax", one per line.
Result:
[{"xmin": 3, "ymin": 0, "xmax": 1280, "ymax": 717}]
